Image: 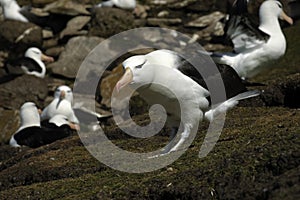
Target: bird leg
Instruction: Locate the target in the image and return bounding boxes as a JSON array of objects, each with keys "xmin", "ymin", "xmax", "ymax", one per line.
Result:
[
  {"xmin": 161, "ymin": 127, "xmax": 178, "ymax": 154},
  {"xmin": 167, "ymin": 124, "xmax": 191, "ymax": 153}
]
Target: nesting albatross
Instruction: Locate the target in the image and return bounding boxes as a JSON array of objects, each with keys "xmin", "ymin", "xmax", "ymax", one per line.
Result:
[
  {"xmin": 41, "ymin": 85, "xmax": 111, "ymax": 131},
  {"xmin": 10, "ymin": 102, "xmax": 76, "ymax": 148},
  {"xmin": 41, "ymin": 85, "xmax": 80, "ymax": 127},
  {"xmin": 5, "ymin": 47, "xmax": 54, "ymax": 79},
  {"xmin": 211, "ymin": 0, "xmax": 294, "ymax": 79},
  {"xmin": 0, "ymin": 0, "xmax": 72, "ymax": 33},
  {"xmin": 115, "ymin": 49, "xmax": 260, "ymax": 155}
]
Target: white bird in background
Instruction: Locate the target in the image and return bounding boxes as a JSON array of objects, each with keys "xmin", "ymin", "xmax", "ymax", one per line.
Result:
[
  {"xmin": 212, "ymin": 0, "xmax": 294, "ymax": 79},
  {"xmin": 10, "ymin": 102, "xmax": 41, "ymax": 147},
  {"xmin": 0, "ymin": 0, "xmax": 28, "ymax": 22},
  {"xmin": 10, "ymin": 102, "xmax": 76, "ymax": 148},
  {"xmin": 41, "ymin": 85, "xmax": 80, "ymax": 126},
  {"xmin": 41, "ymin": 85, "xmax": 111, "ymax": 131},
  {"xmin": 96, "ymin": 0, "xmax": 136, "ymax": 9},
  {"xmin": 5, "ymin": 47, "xmax": 54, "ymax": 78},
  {"xmin": 115, "ymin": 50, "xmax": 260, "ymax": 155},
  {"xmin": 0, "ymin": 0, "xmax": 72, "ymax": 33}
]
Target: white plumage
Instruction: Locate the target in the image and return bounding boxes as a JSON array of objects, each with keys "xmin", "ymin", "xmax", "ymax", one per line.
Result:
[
  {"xmin": 5, "ymin": 47, "xmax": 54, "ymax": 78},
  {"xmin": 116, "ymin": 50, "xmax": 260, "ymax": 155},
  {"xmin": 96, "ymin": 0, "xmax": 136, "ymax": 9},
  {"xmin": 10, "ymin": 102, "xmax": 77, "ymax": 148},
  {"xmin": 22, "ymin": 47, "xmax": 54, "ymax": 78},
  {"xmin": 212, "ymin": 0, "xmax": 293, "ymax": 78},
  {"xmin": 41, "ymin": 85, "xmax": 79, "ymax": 124},
  {"xmin": 0, "ymin": 0, "xmax": 28, "ymax": 22},
  {"xmin": 9, "ymin": 102, "xmax": 40, "ymax": 147}
]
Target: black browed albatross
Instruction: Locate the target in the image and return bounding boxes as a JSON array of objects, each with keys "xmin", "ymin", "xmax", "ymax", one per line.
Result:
[
  {"xmin": 0, "ymin": 0, "xmax": 72, "ymax": 33},
  {"xmin": 115, "ymin": 49, "xmax": 260, "ymax": 155},
  {"xmin": 5, "ymin": 47, "xmax": 54, "ymax": 79},
  {"xmin": 9, "ymin": 102, "xmax": 77, "ymax": 148},
  {"xmin": 41, "ymin": 85, "xmax": 80, "ymax": 127},
  {"xmin": 41, "ymin": 85, "xmax": 111, "ymax": 131},
  {"xmin": 212, "ymin": 0, "xmax": 294, "ymax": 79}
]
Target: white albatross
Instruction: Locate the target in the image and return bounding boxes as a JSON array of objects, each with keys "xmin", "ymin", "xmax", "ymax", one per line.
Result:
[
  {"xmin": 41, "ymin": 85, "xmax": 80, "ymax": 127},
  {"xmin": 96, "ymin": 0, "xmax": 136, "ymax": 9},
  {"xmin": 115, "ymin": 50, "xmax": 260, "ymax": 155},
  {"xmin": 10, "ymin": 102, "xmax": 76, "ymax": 148},
  {"xmin": 211, "ymin": 0, "xmax": 294, "ymax": 79},
  {"xmin": 0, "ymin": 0, "xmax": 28, "ymax": 22},
  {"xmin": 0, "ymin": 0, "xmax": 72, "ymax": 33},
  {"xmin": 41, "ymin": 85, "xmax": 111, "ymax": 131},
  {"xmin": 6, "ymin": 47, "xmax": 54, "ymax": 78}
]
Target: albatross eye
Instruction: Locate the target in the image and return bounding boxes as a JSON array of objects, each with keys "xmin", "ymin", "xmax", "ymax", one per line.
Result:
[
  {"xmin": 134, "ymin": 60, "xmax": 146, "ymax": 69},
  {"xmin": 32, "ymin": 50, "xmax": 41, "ymax": 55},
  {"xmin": 135, "ymin": 64, "xmax": 144, "ymax": 69}
]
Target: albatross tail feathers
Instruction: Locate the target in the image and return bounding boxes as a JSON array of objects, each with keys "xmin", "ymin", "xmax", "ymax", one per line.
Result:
[{"xmin": 204, "ymin": 90, "xmax": 260, "ymax": 122}]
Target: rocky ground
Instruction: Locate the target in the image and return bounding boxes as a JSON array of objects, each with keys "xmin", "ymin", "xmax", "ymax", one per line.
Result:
[{"xmin": 0, "ymin": 0, "xmax": 299, "ymax": 199}]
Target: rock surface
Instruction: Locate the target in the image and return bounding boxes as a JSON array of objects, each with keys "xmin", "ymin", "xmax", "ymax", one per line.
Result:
[
  {"xmin": 59, "ymin": 16, "xmax": 91, "ymax": 39},
  {"xmin": 0, "ymin": 21, "xmax": 42, "ymax": 56},
  {"xmin": 89, "ymin": 7, "xmax": 136, "ymax": 38},
  {"xmin": 0, "ymin": 109, "xmax": 19, "ymax": 144},
  {"xmin": 43, "ymin": 0, "xmax": 90, "ymax": 16},
  {"xmin": 48, "ymin": 36, "xmax": 104, "ymax": 78},
  {"xmin": 0, "ymin": 75, "xmax": 48, "ymax": 110}
]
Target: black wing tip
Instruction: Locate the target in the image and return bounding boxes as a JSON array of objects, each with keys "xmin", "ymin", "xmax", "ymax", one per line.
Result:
[{"xmin": 231, "ymin": 0, "xmax": 249, "ymax": 15}]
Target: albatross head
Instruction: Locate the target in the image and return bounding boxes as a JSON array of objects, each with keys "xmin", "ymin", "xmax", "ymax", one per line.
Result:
[
  {"xmin": 276, "ymin": 2, "xmax": 293, "ymax": 25},
  {"xmin": 115, "ymin": 55, "xmax": 147, "ymax": 92},
  {"xmin": 260, "ymin": 0, "xmax": 293, "ymax": 26},
  {"xmin": 25, "ymin": 47, "xmax": 54, "ymax": 63},
  {"xmin": 54, "ymin": 85, "xmax": 74, "ymax": 104}
]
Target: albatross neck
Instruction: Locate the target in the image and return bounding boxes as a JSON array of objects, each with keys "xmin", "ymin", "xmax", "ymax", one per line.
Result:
[{"xmin": 258, "ymin": 10, "xmax": 282, "ymax": 36}]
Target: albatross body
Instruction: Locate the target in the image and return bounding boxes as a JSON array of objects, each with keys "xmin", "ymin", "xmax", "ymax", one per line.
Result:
[
  {"xmin": 0, "ymin": 0, "xmax": 72, "ymax": 33},
  {"xmin": 116, "ymin": 49, "xmax": 260, "ymax": 155},
  {"xmin": 212, "ymin": 0, "xmax": 293, "ymax": 79},
  {"xmin": 21, "ymin": 47, "xmax": 54, "ymax": 78},
  {"xmin": 41, "ymin": 85, "xmax": 79, "ymax": 125},
  {"xmin": 5, "ymin": 47, "xmax": 54, "ymax": 78},
  {"xmin": 10, "ymin": 102, "xmax": 74, "ymax": 148}
]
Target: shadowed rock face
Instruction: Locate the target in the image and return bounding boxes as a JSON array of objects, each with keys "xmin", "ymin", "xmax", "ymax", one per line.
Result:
[
  {"xmin": 89, "ymin": 7, "xmax": 135, "ymax": 38},
  {"xmin": 0, "ymin": 75, "xmax": 48, "ymax": 110},
  {"xmin": 261, "ymin": 73, "xmax": 300, "ymax": 108},
  {"xmin": 48, "ymin": 36, "xmax": 104, "ymax": 79},
  {"xmin": 0, "ymin": 21, "xmax": 42, "ymax": 57}
]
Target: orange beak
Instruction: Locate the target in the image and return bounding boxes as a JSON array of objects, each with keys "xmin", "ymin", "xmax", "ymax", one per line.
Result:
[
  {"xmin": 115, "ymin": 67, "xmax": 133, "ymax": 93},
  {"xmin": 280, "ymin": 10, "xmax": 293, "ymax": 25},
  {"xmin": 41, "ymin": 53, "xmax": 54, "ymax": 63},
  {"xmin": 60, "ymin": 90, "xmax": 66, "ymax": 99}
]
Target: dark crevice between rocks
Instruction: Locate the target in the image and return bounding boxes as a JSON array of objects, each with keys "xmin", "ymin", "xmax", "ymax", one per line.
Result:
[{"xmin": 261, "ymin": 73, "xmax": 300, "ymax": 108}]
